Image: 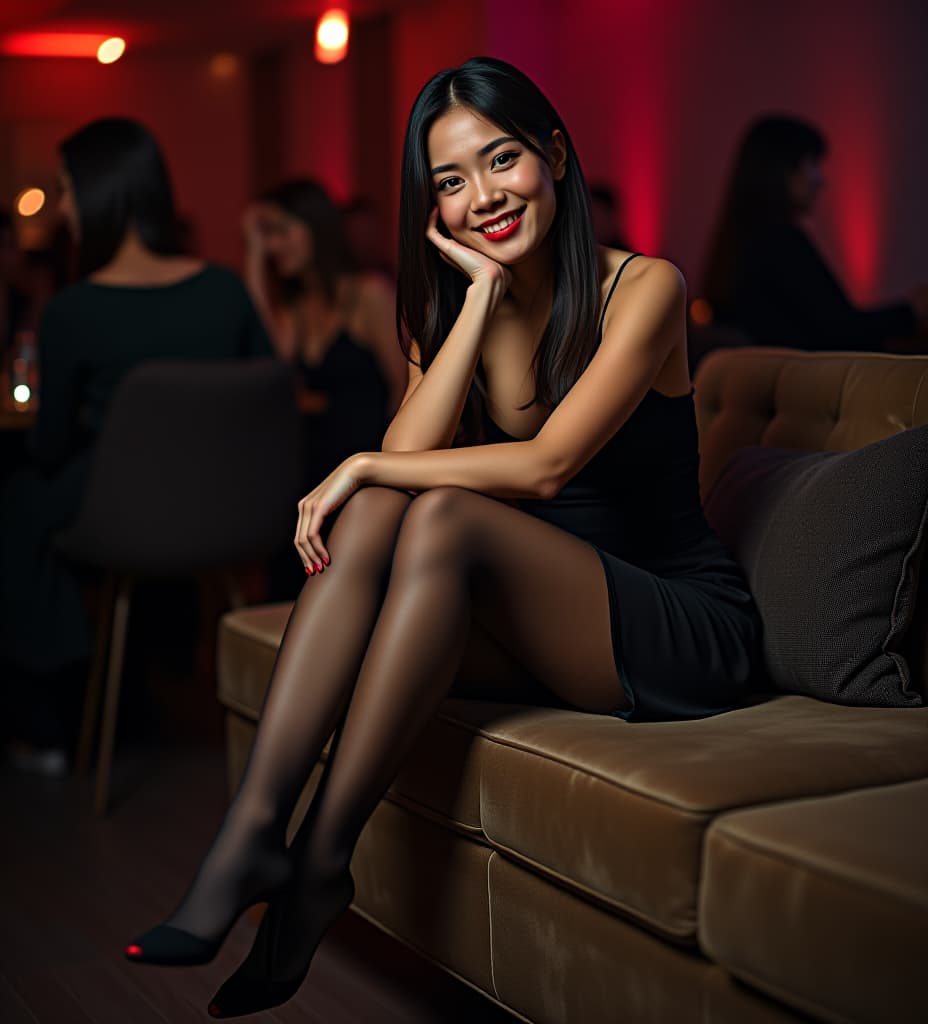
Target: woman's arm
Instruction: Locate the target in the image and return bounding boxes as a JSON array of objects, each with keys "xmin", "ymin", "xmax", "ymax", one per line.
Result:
[
  {"xmin": 241, "ymin": 204, "xmax": 297, "ymax": 362},
  {"xmin": 296, "ymin": 258, "xmax": 685, "ymax": 566},
  {"xmin": 362, "ymin": 259, "xmax": 685, "ymax": 498},
  {"xmin": 381, "ymin": 209, "xmax": 510, "ymax": 452}
]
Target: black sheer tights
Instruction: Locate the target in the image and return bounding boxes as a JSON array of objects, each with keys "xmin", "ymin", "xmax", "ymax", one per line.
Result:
[{"xmin": 202, "ymin": 485, "xmax": 628, "ymax": 1006}]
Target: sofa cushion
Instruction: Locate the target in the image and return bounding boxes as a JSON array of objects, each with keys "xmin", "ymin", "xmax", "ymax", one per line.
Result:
[
  {"xmin": 218, "ymin": 605, "xmax": 928, "ymax": 942},
  {"xmin": 703, "ymin": 427, "xmax": 928, "ymax": 706},
  {"xmin": 700, "ymin": 778, "xmax": 928, "ymax": 1024}
]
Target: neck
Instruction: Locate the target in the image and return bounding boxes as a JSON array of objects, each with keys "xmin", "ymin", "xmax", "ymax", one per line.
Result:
[{"xmin": 505, "ymin": 236, "xmax": 555, "ymax": 312}]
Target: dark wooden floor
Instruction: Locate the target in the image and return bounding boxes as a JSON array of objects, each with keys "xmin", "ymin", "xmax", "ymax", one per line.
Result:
[{"xmin": 0, "ymin": 611, "xmax": 519, "ymax": 1024}]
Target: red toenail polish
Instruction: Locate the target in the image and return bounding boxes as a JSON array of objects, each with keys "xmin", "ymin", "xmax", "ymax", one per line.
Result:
[{"xmin": 125, "ymin": 944, "xmax": 142, "ymax": 956}]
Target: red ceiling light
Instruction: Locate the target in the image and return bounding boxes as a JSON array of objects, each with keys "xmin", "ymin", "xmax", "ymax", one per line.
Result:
[
  {"xmin": 0, "ymin": 32, "xmax": 126, "ymax": 61},
  {"xmin": 315, "ymin": 9, "xmax": 349, "ymax": 64}
]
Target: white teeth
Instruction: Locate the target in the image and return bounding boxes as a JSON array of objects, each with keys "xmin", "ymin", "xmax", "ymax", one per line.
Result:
[{"xmin": 480, "ymin": 210, "xmax": 522, "ymax": 234}]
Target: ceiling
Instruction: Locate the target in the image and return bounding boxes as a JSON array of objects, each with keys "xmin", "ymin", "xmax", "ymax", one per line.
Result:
[{"xmin": 0, "ymin": 0, "xmax": 427, "ymax": 53}]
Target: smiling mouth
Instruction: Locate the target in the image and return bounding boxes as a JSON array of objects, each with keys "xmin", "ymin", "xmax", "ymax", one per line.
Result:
[{"xmin": 475, "ymin": 206, "xmax": 527, "ymax": 236}]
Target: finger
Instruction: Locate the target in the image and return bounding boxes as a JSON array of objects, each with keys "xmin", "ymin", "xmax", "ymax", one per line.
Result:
[
  {"xmin": 308, "ymin": 502, "xmax": 331, "ymax": 567},
  {"xmin": 294, "ymin": 500, "xmax": 315, "ymax": 574},
  {"xmin": 299, "ymin": 504, "xmax": 324, "ymax": 573}
]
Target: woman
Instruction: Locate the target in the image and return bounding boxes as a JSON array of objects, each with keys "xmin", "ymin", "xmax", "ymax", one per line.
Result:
[
  {"xmin": 702, "ymin": 114, "xmax": 928, "ymax": 350},
  {"xmin": 0, "ymin": 117, "xmax": 273, "ymax": 772},
  {"xmin": 242, "ymin": 180, "xmax": 409, "ymax": 485},
  {"xmin": 124, "ymin": 59, "xmax": 762, "ymax": 1016}
]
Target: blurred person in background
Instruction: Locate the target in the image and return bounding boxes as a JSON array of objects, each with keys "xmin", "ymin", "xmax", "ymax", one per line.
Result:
[
  {"xmin": 702, "ymin": 114, "xmax": 928, "ymax": 351},
  {"xmin": 242, "ymin": 179, "xmax": 408, "ymax": 493},
  {"xmin": 0, "ymin": 117, "xmax": 274, "ymax": 774}
]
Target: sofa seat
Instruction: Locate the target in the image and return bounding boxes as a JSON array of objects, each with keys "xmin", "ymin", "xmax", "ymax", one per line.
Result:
[
  {"xmin": 217, "ymin": 603, "xmax": 928, "ymax": 946},
  {"xmin": 701, "ymin": 778, "xmax": 928, "ymax": 1023}
]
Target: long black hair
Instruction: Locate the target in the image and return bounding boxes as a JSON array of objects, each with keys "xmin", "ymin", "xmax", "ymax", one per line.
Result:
[
  {"xmin": 703, "ymin": 114, "xmax": 827, "ymax": 313},
  {"xmin": 59, "ymin": 117, "xmax": 181, "ymax": 277},
  {"xmin": 397, "ymin": 56, "xmax": 599, "ymax": 444},
  {"xmin": 259, "ymin": 179, "xmax": 357, "ymax": 305}
]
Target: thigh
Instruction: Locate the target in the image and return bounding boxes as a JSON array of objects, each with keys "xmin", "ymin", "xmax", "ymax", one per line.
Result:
[
  {"xmin": 317, "ymin": 485, "xmax": 414, "ymax": 577},
  {"xmin": 450, "ymin": 614, "xmax": 574, "ymax": 709},
  {"xmin": 397, "ymin": 487, "xmax": 628, "ymax": 715}
]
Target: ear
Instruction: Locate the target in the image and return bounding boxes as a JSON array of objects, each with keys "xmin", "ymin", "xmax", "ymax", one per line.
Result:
[{"xmin": 548, "ymin": 129, "xmax": 568, "ymax": 181}]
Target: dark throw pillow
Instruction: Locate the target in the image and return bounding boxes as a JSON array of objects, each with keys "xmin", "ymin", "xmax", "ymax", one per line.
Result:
[{"xmin": 703, "ymin": 427, "xmax": 928, "ymax": 707}]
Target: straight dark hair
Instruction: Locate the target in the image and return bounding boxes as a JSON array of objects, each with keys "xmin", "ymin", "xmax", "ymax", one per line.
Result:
[
  {"xmin": 397, "ymin": 56, "xmax": 600, "ymax": 445},
  {"xmin": 59, "ymin": 118, "xmax": 181, "ymax": 277},
  {"xmin": 259, "ymin": 179, "xmax": 357, "ymax": 305},
  {"xmin": 703, "ymin": 114, "xmax": 827, "ymax": 312}
]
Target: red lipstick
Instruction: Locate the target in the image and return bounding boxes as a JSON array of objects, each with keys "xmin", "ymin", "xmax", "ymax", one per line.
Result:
[{"xmin": 475, "ymin": 206, "xmax": 526, "ymax": 242}]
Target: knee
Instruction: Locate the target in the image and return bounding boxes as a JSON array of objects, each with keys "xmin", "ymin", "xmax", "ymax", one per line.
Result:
[
  {"xmin": 329, "ymin": 486, "xmax": 414, "ymax": 567},
  {"xmin": 391, "ymin": 487, "xmax": 476, "ymax": 572}
]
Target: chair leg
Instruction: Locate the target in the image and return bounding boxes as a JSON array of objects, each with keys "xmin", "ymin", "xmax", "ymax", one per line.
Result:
[
  {"xmin": 94, "ymin": 577, "xmax": 132, "ymax": 816},
  {"xmin": 75, "ymin": 573, "xmax": 117, "ymax": 774}
]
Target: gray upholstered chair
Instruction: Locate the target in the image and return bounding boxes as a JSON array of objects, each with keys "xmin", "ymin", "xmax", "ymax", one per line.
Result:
[{"xmin": 56, "ymin": 359, "xmax": 303, "ymax": 814}]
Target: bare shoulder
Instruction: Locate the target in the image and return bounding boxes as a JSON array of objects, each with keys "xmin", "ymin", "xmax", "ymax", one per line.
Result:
[{"xmin": 599, "ymin": 248, "xmax": 685, "ymax": 299}]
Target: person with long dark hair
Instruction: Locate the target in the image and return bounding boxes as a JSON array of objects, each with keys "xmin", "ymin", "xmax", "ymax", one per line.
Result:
[
  {"xmin": 0, "ymin": 117, "xmax": 273, "ymax": 773},
  {"xmin": 242, "ymin": 180, "xmax": 408, "ymax": 468},
  {"xmin": 124, "ymin": 58, "xmax": 762, "ymax": 1016},
  {"xmin": 702, "ymin": 114, "xmax": 928, "ymax": 350}
]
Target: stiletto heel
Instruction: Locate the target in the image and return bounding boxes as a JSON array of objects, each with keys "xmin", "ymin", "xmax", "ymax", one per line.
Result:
[
  {"xmin": 206, "ymin": 869, "xmax": 355, "ymax": 1017},
  {"xmin": 124, "ymin": 877, "xmax": 286, "ymax": 966}
]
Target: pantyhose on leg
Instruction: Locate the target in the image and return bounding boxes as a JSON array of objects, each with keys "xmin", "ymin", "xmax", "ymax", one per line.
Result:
[
  {"xmin": 126, "ymin": 487, "xmax": 414, "ymax": 961},
  {"xmin": 209, "ymin": 485, "xmax": 627, "ymax": 1014}
]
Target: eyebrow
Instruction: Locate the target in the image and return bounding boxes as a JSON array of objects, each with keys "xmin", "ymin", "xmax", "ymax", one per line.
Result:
[{"xmin": 430, "ymin": 136, "xmax": 518, "ymax": 176}]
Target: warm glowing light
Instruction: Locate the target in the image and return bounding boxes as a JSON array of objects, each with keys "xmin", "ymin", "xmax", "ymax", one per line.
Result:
[
  {"xmin": 16, "ymin": 188, "xmax": 45, "ymax": 217},
  {"xmin": 1, "ymin": 32, "xmax": 122, "ymax": 58},
  {"xmin": 13, "ymin": 384, "xmax": 31, "ymax": 405},
  {"xmin": 209, "ymin": 53, "xmax": 239, "ymax": 79},
  {"xmin": 689, "ymin": 298, "xmax": 713, "ymax": 327},
  {"xmin": 315, "ymin": 10, "xmax": 349, "ymax": 64},
  {"xmin": 97, "ymin": 37, "xmax": 126, "ymax": 64}
]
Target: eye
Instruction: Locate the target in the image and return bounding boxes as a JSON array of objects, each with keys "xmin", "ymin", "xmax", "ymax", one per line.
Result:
[
  {"xmin": 491, "ymin": 150, "xmax": 519, "ymax": 169},
  {"xmin": 436, "ymin": 176, "xmax": 464, "ymax": 193}
]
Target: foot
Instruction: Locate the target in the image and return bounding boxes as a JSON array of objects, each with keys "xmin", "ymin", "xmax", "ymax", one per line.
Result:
[
  {"xmin": 206, "ymin": 867, "xmax": 355, "ymax": 1016},
  {"xmin": 125, "ymin": 818, "xmax": 293, "ymax": 966}
]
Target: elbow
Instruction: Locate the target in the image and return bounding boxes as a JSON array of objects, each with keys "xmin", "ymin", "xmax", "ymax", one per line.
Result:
[{"xmin": 530, "ymin": 444, "xmax": 567, "ymax": 500}]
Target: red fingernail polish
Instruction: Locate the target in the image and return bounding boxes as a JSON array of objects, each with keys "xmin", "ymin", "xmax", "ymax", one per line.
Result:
[
  {"xmin": 315, "ymin": 563, "xmax": 323, "ymax": 572},
  {"xmin": 323, "ymin": 556, "xmax": 330, "ymax": 566},
  {"xmin": 305, "ymin": 566, "xmax": 311, "ymax": 575}
]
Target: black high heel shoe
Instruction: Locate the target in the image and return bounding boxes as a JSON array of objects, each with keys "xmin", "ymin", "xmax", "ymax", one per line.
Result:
[
  {"xmin": 206, "ymin": 869, "xmax": 355, "ymax": 1017},
  {"xmin": 124, "ymin": 853, "xmax": 293, "ymax": 966}
]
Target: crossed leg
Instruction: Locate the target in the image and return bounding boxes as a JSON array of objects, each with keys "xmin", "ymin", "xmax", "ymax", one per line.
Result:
[{"xmin": 211, "ymin": 484, "xmax": 627, "ymax": 1010}]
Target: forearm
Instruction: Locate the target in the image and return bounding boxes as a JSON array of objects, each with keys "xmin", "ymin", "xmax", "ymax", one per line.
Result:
[
  {"xmin": 358, "ymin": 439, "xmax": 556, "ymax": 500},
  {"xmin": 381, "ymin": 284, "xmax": 498, "ymax": 452}
]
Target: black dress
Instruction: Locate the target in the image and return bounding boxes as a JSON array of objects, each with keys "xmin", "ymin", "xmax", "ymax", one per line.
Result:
[{"xmin": 482, "ymin": 254, "xmax": 763, "ymax": 721}]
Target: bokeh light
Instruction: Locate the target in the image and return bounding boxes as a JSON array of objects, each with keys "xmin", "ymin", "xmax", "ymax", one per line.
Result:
[
  {"xmin": 97, "ymin": 37, "xmax": 126, "ymax": 64},
  {"xmin": 315, "ymin": 10, "xmax": 349, "ymax": 64},
  {"xmin": 13, "ymin": 384, "xmax": 31, "ymax": 405},
  {"xmin": 16, "ymin": 188, "xmax": 45, "ymax": 217},
  {"xmin": 689, "ymin": 298, "xmax": 714, "ymax": 327}
]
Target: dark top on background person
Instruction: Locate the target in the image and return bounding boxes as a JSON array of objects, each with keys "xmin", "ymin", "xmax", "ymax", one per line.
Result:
[
  {"xmin": 702, "ymin": 115, "xmax": 928, "ymax": 350},
  {"xmin": 29, "ymin": 264, "xmax": 272, "ymax": 470}
]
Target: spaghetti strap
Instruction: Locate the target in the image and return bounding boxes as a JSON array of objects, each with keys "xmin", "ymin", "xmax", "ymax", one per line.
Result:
[{"xmin": 597, "ymin": 252, "xmax": 643, "ymax": 336}]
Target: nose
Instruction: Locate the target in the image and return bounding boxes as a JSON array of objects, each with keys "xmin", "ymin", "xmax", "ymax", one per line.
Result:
[{"xmin": 471, "ymin": 175, "xmax": 505, "ymax": 213}]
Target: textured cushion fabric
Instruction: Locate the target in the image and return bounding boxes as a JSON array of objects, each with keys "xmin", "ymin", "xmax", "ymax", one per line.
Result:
[
  {"xmin": 700, "ymin": 778, "xmax": 928, "ymax": 1024},
  {"xmin": 703, "ymin": 427, "xmax": 928, "ymax": 706},
  {"xmin": 218, "ymin": 605, "xmax": 928, "ymax": 941}
]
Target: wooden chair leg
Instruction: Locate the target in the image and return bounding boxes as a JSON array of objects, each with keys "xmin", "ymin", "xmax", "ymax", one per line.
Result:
[
  {"xmin": 75, "ymin": 573, "xmax": 117, "ymax": 774},
  {"xmin": 94, "ymin": 577, "xmax": 132, "ymax": 816}
]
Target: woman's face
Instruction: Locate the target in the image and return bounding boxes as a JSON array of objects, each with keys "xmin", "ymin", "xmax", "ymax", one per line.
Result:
[
  {"xmin": 788, "ymin": 156, "xmax": 825, "ymax": 214},
  {"xmin": 427, "ymin": 106, "xmax": 566, "ymax": 265},
  {"xmin": 259, "ymin": 204, "xmax": 313, "ymax": 277},
  {"xmin": 57, "ymin": 165, "xmax": 79, "ymax": 240}
]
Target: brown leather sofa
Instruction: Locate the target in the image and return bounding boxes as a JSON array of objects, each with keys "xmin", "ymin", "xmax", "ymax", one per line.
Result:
[{"xmin": 216, "ymin": 348, "xmax": 928, "ymax": 1024}]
